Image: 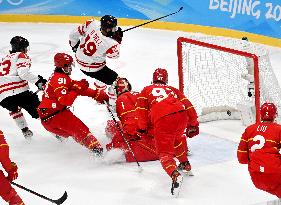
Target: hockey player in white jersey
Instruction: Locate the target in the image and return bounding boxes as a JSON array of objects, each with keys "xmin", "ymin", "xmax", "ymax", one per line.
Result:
[
  {"xmin": 0, "ymin": 36, "xmax": 47, "ymax": 139},
  {"xmin": 69, "ymin": 15, "xmax": 123, "ymax": 105}
]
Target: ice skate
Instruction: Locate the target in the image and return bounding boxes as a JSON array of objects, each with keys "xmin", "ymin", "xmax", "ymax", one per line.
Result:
[
  {"xmin": 171, "ymin": 170, "xmax": 183, "ymax": 197},
  {"xmin": 178, "ymin": 160, "xmax": 194, "ymax": 176},
  {"xmin": 21, "ymin": 127, "xmax": 33, "ymax": 140},
  {"xmin": 92, "ymin": 146, "xmax": 104, "ymax": 158}
]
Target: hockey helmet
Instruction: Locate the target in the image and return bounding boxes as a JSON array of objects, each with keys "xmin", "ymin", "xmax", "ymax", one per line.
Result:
[
  {"xmin": 10, "ymin": 36, "xmax": 29, "ymax": 53},
  {"xmin": 260, "ymin": 102, "xmax": 277, "ymax": 121},
  {"xmin": 152, "ymin": 68, "xmax": 168, "ymax": 84},
  {"xmin": 100, "ymin": 15, "xmax": 117, "ymax": 37},
  {"xmin": 54, "ymin": 53, "xmax": 74, "ymax": 75},
  {"xmin": 115, "ymin": 77, "xmax": 132, "ymax": 96}
]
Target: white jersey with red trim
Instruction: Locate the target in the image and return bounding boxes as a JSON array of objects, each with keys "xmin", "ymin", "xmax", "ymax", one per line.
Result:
[
  {"xmin": 0, "ymin": 52, "xmax": 39, "ymax": 102},
  {"xmin": 69, "ymin": 18, "xmax": 120, "ymax": 72}
]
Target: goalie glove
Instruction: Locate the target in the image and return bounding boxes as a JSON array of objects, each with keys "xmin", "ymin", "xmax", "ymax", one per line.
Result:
[{"xmin": 111, "ymin": 27, "xmax": 123, "ymax": 44}]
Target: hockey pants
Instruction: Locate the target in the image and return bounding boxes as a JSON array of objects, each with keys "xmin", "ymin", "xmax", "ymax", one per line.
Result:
[
  {"xmin": 40, "ymin": 109, "xmax": 101, "ymax": 150},
  {"xmin": 154, "ymin": 111, "xmax": 189, "ymax": 177}
]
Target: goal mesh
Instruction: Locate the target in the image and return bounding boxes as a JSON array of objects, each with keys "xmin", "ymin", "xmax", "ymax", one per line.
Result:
[{"xmin": 177, "ymin": 35, "xmax": 281, "ymax": 123}]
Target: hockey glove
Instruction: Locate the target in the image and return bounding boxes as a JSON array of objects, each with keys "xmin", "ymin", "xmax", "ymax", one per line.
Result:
[
  {"xmin": 72, "ymin": 79, "xmax": 89, "ymax": 94},
  {"xmin": 111, "ymin": 27, "xmax": 123, "ymax": 44},
  {"xmin": 70, "ymin": 40, "xmax": 80, "ymax": 53},
  {"xmin": 7, "ymin": 162, "xmax": 18, "ymax": 181},
  {"xmin": 94, "ymin": 89, "xmax": 109, "ymax": 104},
  {"xmin": 35, "ymin": 75, "xmax": 47, "ymax": 90},
  {"xmin": 187, "ymin": 125, "xmax": 199, "ymax": 138}
]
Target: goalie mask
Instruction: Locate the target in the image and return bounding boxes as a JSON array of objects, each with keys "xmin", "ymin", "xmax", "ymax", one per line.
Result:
[
  {"xmin": 100, "ymin": 15, "xmax": 117, "ymax": 37},
  {"xmin": 54, "ymin": 53, "xmax": 74, "ymax": 75},
  {"xmin": 115, "ymin": 78, "xmax": 132, "ymax": 96},
  {"xmin": 153, "ymin": 68, "xmax": 168, "ymax": 84},
  {"xmin": 10, "ymin": 36, "xmax": 29, "ymax": 53},
  {"xmin": 260, "ymin": 102, "xmax": 277, "ymax": 121}
]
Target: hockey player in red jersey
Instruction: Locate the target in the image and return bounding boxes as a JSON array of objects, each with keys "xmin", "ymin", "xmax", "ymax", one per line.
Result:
[
  {"xmin": 237, "ymin": 102, "xmax": 281, "ymax": 198},
  {"xmin": 105, "ymin": 78, "xmax": 158, "ymax": 162},
  {"xmin": 0, "ymin": 36, "xmax": 47, "ymax": 139},
  {"xmin": 37, "ymin": 53, "xmax": 109, "ymax": 156},
  {"xmin": 0, "ymin": 130, "xmax": 25, "ymax": 205},
  {"xmin": 136, "ymin": 68, "xmax": 199, "ymax": 196}
]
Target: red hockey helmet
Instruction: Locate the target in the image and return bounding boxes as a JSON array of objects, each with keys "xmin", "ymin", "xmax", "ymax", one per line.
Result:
[
  {"xmin": 260, "ymin": 102, "xmax": 277, "ymax": 121},
  {"xmin": 54, "ymin": 53, "xmax": 74, "ymax": 74},
  {"xmin": 152, "ymin": 68, "xmax": 168, "ymax": 84},
  {"xmin": 115, "ymin": 77, "xmax": 132, "ymax": 96}
]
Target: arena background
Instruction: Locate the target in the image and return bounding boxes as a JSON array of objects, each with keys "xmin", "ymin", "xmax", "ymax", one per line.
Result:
[{"xmin": 0, "ymin": 0, "xmax": 280, "ymax": 47}]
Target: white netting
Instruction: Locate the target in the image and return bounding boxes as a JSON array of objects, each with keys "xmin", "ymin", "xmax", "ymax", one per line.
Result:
[{"xmin": 178, "ymin": 35, "xmax": 281, "ymax": 123}]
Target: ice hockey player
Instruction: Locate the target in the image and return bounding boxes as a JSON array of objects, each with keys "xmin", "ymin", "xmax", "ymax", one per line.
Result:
[
  {"xmin": 136, "ymin": 68, "xmax": 199, "ymax": 196},
  {"xmin": 105, "ymin": 77, "xmax": 158, "ymax": 162},
  {"xmin": 0, "ymin": 130, "xmax": 25, "ymax": 205},
  {"xmin": 37, "ymin": 53, "xmax": 109, "ymax": 157},
  {"xmin": 0, "ymin": 36, "xmax": 47, "ymax": 139},
  {"xmin": 237, "ymin": 102, "xmax": 281, "ymax": 198},
  {"xmin": 69, "ymin": 15, "xmax": 123, "ymax": 105}
]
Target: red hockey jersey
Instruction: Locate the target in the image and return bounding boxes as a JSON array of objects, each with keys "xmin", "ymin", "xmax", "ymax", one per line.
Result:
[
  {"xmin": 0, "ymin": 130, "xmax": 13, "ymax": 173},
  {"xmin": 116, "ymin": 91, "xmax": 139, "ymax": 136},
  {"xmin": 237, "ymin": 122, "xmax": 281, "ymax": 173},
  {"xmin": 136, "ymin": 84, "xmax": 198, "ymax": 130}
]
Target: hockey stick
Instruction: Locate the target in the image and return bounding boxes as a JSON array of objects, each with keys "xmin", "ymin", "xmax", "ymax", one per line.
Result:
[
  {"xmin": 11, "ymin": 182, "xmax": 68, "ymax": 205},
  {"xmin": 105, "ymin": 103, "xmax": 143, "ymax": 171},
  {"xmin": 123, "ymin": 6, "xmax": 183, "ymax": 32}
]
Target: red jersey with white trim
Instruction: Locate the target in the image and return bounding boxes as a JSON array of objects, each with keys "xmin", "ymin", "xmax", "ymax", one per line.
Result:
[
  {"xmin": 38, "ymin": 72, "xmax": 78, "ymax": 111},
  {"xmin": 0, "ymin": 52, "xmax": 39, "ymax": 102},
  {"xmin": 69, "ymin": 19, "xmax": 120, "ymax": 72},
  {"xmin": 136, "ymin": 83, "xmax": 198, "ymax": 130},
  {"xmin": 237, "ymin": 122, "xmax": 281, "ymax": 174},
  {"xmin": 116, "ymin": 91, "xmax": 139, "ymax": 135}
]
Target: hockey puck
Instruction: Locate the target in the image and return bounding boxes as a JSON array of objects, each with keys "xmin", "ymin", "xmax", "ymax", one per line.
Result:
[{"xmin": 227, "ymin": 110, "xmax": 231, "ymax": 116}]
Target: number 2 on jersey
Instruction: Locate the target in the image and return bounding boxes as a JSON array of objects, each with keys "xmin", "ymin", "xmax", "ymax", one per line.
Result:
[
  {"xmin": 0, "ymin": 60, "xmax": 11, "ymax": 76},
  {"xmin": 250, "ymin": 135, "xmax": 265, "ymax": 152}
]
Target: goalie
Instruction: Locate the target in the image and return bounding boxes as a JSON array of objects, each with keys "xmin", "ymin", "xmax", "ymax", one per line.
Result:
[{"xmin": 105, "ymin": 78, "xmax": 158, "ymax": 162}]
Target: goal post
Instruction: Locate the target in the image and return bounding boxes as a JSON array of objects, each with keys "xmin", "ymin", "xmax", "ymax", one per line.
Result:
[{"xmin": 177, "ymin": 35, "xmax": 281, "ymax": 124}]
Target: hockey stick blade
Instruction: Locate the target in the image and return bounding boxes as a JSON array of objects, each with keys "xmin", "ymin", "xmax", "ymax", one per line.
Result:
[{"xmin": 52, "ymin": 191, "xmax": 68, "ymax": 205}]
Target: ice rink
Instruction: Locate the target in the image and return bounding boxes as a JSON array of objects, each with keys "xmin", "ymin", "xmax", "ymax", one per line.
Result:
[{"xmin": 0, "ymin": 22, "xmax": 280, "ymax": 204}]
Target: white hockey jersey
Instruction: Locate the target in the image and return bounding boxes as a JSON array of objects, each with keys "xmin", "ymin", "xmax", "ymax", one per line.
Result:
[
  {"xmin": 69, "ymin": 19, "xmax": 120, "ymax": 72},
  {"xmin": 0, "ymin": 52, "xmax": 39, "ymax": 102}
]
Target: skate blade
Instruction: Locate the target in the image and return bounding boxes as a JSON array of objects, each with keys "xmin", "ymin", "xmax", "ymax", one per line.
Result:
[{"xmin": 182, "ymin": 170, "xmax": 194, "ymax": 176}]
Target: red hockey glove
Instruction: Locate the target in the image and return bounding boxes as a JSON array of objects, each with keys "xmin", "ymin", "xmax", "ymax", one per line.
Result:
[
  {"xmin": 95, "ymin": 90, "xmax": 109, "ymax": 104},
  {"xmin": 7, "ymin": 162, "xmax": 18, "ymax": 181},
  {"xmin": 72, "ymin": 79, "xmax": 89, "ymax": 94},
  {"xmin": 187, "ymin": 125, "xmax": 199, "ymax": 138},
  {"xmin": 111, "ymin": 27, "xmax": 123, "ymax": 44}
]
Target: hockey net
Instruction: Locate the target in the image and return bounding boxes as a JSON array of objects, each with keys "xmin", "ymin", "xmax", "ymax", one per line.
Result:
[{"xmin": 177, "ymin": 35, "xmax": 281, "ymax": 124}]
